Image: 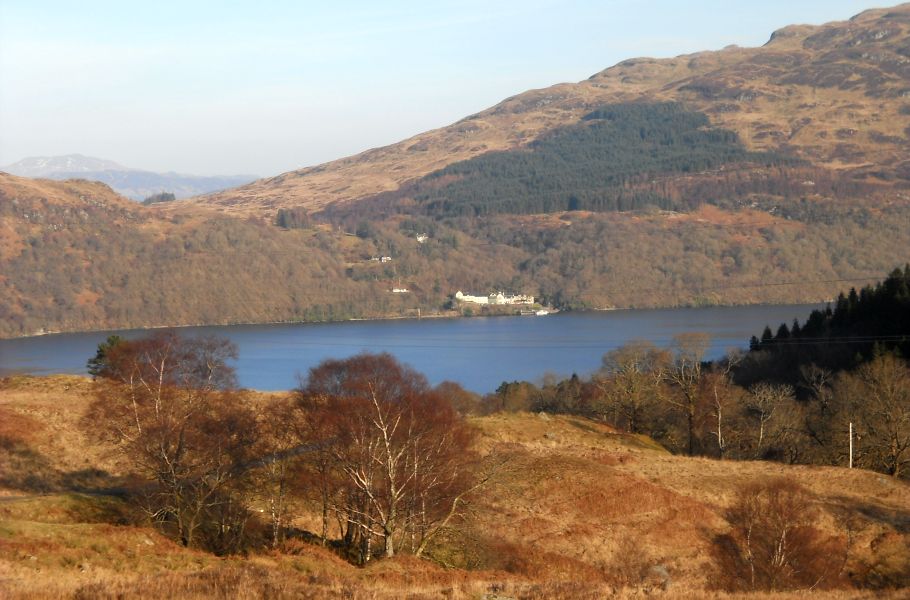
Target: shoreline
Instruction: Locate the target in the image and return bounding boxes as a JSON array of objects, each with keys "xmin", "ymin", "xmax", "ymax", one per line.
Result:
[
  {"xmin": 3, "ymin": 312, "xmax": 459, "ymax": 341},
  {"xmin": 0, "ymin": 302, "xmax": 829, "ymax": 393},
  {"xmin": 0, "ymin": 299, "xmax": 828, "ymax": 342},
  {"xmin": 1, "ymin": 306, "xmax": 562, "ymax": 341}
]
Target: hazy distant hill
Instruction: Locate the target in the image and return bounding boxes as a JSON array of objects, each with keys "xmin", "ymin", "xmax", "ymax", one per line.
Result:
[
  {"xmin": 3, "ymin": 154, "xmax": 127, "ymax": 176},
  {"xmin": 2, "ymin": 154, "xmax": 255, "ymax": 200}
]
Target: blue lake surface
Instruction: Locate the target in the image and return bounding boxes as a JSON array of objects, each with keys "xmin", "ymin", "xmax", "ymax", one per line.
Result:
[{"xmin": 0, "ymin": 305, "xmax": 821, "ymax": 393}]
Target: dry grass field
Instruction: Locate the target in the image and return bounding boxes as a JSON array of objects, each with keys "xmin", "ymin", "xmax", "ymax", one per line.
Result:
[{"xmin": 0, "ymin": 375, "xmax": 907, "ymax": 598}]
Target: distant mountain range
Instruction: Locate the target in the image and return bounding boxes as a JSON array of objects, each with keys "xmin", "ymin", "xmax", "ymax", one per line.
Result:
[{"xmin": 1, "ymin": 154, "xmax": 255, "ymax": 201}]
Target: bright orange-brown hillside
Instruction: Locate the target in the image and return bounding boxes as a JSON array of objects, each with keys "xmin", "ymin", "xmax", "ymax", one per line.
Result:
[{"xmin": 0, "ymin": 375, "xmax": 907, "ymax": 599}]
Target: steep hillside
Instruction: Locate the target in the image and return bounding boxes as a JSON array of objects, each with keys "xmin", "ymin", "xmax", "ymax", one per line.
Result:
[
  {"xmin": 329, "ymin": 102, "xmax": 807, "ymax": 220},
  {"xmin": 194, "ymin": 5, "xmax": 910, "ymax": 214},
  {"xmin": 3, "ymin": 171, "xmax": 910, "ymax": 338},
  {"xmin": 2, "ymin": 154, "xmax": 255, "ymax": 200},
  {"xmin": 0, "ymin": 175, "xmax": 405, "ymax": 337},
  {"xmin": 0, "ymin": 174, "xmax": 524, "ymax": 338},
  {"xmin": 0, "ymin": 376, "xmax": 907, "ymax": 598}
]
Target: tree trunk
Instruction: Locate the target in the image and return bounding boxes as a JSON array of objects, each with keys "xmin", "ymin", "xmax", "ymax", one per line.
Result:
[
  {"xmin": 321, "ymin": 494, "xmax": 329, "ymax": 545},
  {"xmin": 384, "ymin": 526, "xmax": 394, "ymax": 558},
  {"xmin": 687, "ymin": 408, "xmax": 695, "ymax": 455},
  {"xmin": 362, "ymin": 524, "xmax": 372, "ymax": 564},
  {"xmin": 343, "ymin": 516, "xmax": 355, "ymax": 549}
]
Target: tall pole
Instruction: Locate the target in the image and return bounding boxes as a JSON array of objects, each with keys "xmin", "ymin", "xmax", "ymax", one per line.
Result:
[{"xmin": 849, "ymin": 422, "xmax": 853, "ymax": 469}]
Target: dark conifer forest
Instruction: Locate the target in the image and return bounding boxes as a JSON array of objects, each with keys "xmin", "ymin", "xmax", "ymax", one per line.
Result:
[
  {"xmin": 375, "ymin": 103, "xmax": 798, "ymax": 218},
  {"xmin": 741, "ymin": 265, "xmax": 910, "ymax": 384}
]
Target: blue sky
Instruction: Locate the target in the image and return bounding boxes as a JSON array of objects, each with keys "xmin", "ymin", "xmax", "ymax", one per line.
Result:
[{"xmin": 0, "ymin": 1, "xmax": 879, "ymax": 176}]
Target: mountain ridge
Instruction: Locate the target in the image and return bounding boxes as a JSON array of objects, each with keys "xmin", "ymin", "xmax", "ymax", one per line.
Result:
[
  {"xmin": 3, "ymin": 154, "xmax": 129, "ymax": 175},
  {"xmin": 189, "ymin": 3, "xmax": 910, "ymax": 215}
]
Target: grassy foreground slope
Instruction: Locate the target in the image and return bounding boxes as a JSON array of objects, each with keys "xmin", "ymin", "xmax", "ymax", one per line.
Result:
[{"xmin": 1, "ymin": 375, "xmax": 907, "ymax": 598}]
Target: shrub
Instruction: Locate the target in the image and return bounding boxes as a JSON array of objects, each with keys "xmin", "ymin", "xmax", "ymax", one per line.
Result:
[{"xmin": 711, "ymin": 478, "xmax": 846, "ymax": 591}]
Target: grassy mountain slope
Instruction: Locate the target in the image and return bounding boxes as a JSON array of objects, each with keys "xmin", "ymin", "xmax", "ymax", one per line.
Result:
[
  {"xmin": 1, "ymin": 375, "xmax": 907, "ymax": 598},
  {"xmin": 194, "ymin": 4, "xmax": 910, "ymax": 215},
  {"xmin": 333, "ymin": 102, "xmax": 807, "ymax": 219}
]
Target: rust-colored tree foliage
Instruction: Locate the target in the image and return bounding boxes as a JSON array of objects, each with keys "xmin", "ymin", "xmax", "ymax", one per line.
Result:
[
  {"xmin": 296, "ymin": 353, "xmax": 477, "ymax": 563},
  {"xmin": 250, "ymin": 397, "xmax": 306, "ymax": 549},
  {"xmin": 85, "ymin": 332, "xmax": 258, "ymax": 552},
  {"xmin": 712, "ymin": 478, "xmax": 845, "ymax": 592}
]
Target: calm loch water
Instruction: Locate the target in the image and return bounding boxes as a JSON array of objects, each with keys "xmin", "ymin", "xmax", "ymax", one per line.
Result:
[{"xmin": 0, "ymin": 305, "xmax": 820, "ymax": 393}]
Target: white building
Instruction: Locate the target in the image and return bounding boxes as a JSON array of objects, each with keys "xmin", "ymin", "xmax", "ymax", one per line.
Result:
[
  {"xmin": 455, "ymin": 291, "xmax": 489, "ymax": 305},
  {"xmin": 455, "ymin": 291, "xmax": 534, "ymax": 306},
  {"xmin": 490, "ymin": 292, "xmax": 535, "ymax": 305}
]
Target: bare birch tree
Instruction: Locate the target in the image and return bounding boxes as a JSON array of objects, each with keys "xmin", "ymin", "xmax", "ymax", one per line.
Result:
[
  {"xmin": 595, "ymin": 341, "xmax": 670, "ymax": 433},
  {"xmin": 834, "ymin": 353, "xmax": 910, "ymax": 478},
  {"xmin": 744, "ymin": 382, "xmax": 795, "ymax": 458},
  {"xmin": 706, "ymin": 351, "xmax": 743, "ymax": 458},
  {"xmin": 297, "ymin": 353, "xmax": 477, "ymax": 563},
  {"xmin": 85, "ymin": 332, "xmax": 257, "ymax": 551},
  {"xmin": 666, "ymin": 333, "xmax": 711, "ymax": 455}
]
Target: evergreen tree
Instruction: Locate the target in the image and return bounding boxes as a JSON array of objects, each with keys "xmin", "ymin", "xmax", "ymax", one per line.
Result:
[
  {"xmin": 775, "ymin": 323, "xmax": 791, "ymax": 341},
  {"xmin": 760, "ymin": 325, "xmax": 774, "ymax": 348},
  {"xmin": 749, "ymin": 335, "xmax": 761, "ymax": 352},
  {"xmin": 86, "ymin": 335, "xmax": 124, "ymax": 379},
  {"xmin": 745, "ymin": 266, "xmax": 910, "ymax": 375}
]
